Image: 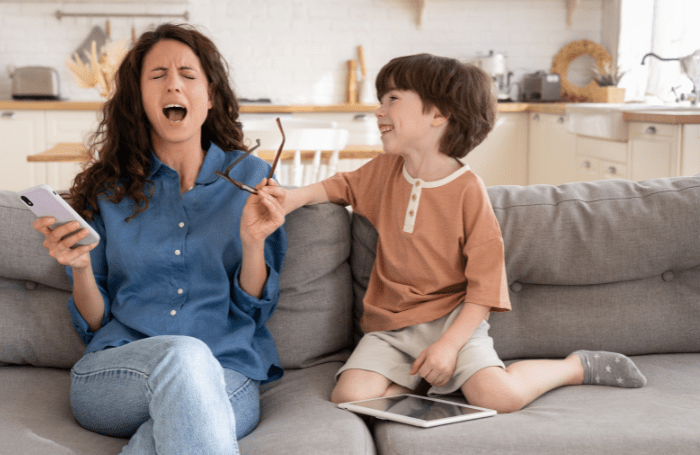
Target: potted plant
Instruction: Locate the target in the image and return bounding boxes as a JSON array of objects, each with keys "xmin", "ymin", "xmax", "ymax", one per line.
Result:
[{"xmin": 591, "ymin": 62, "xmax": 627, "ymax": 103}]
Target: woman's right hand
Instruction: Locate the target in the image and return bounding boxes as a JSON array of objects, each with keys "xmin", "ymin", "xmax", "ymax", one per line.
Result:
[{"xmin": 33, "ymin": 217, "xmax": 98, "ymax": 270}]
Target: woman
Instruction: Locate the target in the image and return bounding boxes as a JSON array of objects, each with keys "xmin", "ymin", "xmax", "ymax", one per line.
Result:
[{"xmin": 32, "ymin": 24, "xmax": 286, "ymax": 454}]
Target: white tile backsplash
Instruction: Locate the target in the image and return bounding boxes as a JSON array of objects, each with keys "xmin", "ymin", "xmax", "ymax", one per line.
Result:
[{"xmin": 0, "ymin": 0, "xmax": 603, "ymax": 103}]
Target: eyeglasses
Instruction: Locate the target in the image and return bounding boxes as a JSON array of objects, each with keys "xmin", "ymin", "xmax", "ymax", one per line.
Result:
[{"xmin": 215, "ymin": 117, "xmax": 286, "ymax": 195}]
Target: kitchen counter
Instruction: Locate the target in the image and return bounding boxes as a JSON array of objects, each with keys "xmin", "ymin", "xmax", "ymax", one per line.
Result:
[
  {"xmin": 622, "ymin": 109, "xmax": 700, "ymax": 124},
  {"xmin": 4, "ymin": 101, "xmax": 700, "ymax": 124},
  {"xmin": 0, "ymin": 100, "xmax": 568, "ymax": 115}
]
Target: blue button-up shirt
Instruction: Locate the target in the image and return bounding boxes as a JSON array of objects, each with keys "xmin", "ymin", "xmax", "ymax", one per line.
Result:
[{"xmin": 67, "ymin": 143, "xmax": 287, "ymax": 384}]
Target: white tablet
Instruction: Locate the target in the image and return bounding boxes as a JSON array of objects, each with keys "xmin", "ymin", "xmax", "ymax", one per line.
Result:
[{"xmin": 337, "ymin": 394, "xmax": 496, "ymax": 428}]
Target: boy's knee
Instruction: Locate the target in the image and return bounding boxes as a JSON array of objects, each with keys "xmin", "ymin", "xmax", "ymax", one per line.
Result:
[
  {"xmin": 462, "ymin": 369, "xmax": 527, "ymax": 414},
  {"xmin": 331, "ymin": 370, "xmax": 391, "ymax": 404}
]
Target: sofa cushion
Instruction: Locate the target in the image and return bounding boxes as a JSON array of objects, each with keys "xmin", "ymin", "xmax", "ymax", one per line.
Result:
[
  {"xmin": 488, "ymin": 176, "xmax": 700, "ymax": 359},
  {"xmin": 241, "ymin": 363, "xmax": 376, "ymax": 454},
  {"xmin": 372, "ymin": 354, "xmax": 700, "ymax": 455},
  {"xmin": 0, "ymin": 278, "xmax": 85, "ymax": 368},
  {"xmin": 0, "ymin": 191, "xmax": 85, "ymax": 368},
  {"xmin": 0, "ymin": 366, "xmax": 128, "ymax": 454},
  {"xmin": 267, "ymin": 202, "xmax": 354, "ymax": 369},
  {"xmin": 0, "ymin": 191, "xmax": 72, "ymax": 292}
]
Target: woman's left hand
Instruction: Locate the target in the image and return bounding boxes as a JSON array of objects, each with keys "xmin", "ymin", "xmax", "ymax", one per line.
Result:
[{"xmin": 240, "ymin": 178, "xmax": 286, "ymax": 246}]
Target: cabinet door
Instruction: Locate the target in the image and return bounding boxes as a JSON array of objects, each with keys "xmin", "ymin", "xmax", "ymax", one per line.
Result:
[
  {"xmin": 528, "ymin": 113, "xmax": 576, "ymax": 185},
  {"xmin": 576, "ymin": 156, "xmax": 600, "ymax": 182},
  {"xmin": 463, "ymin": 112, "xmax": 528, "ymax": 186},
  {"xmin": 0, "ymin": 110, "xmax": 45, "ymax": 191},
  {"xmin": 682, "ymin": 124, "xmax": 700, "ymax": 176},
  {"xmin": 628, "ymin": 123, "xmax": 680, "ymax": 182}
]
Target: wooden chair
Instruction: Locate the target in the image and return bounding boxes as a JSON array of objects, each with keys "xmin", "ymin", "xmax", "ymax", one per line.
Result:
[{"xmin": 243, "ymin": 119, "xmax": 350, "ymax": 186}]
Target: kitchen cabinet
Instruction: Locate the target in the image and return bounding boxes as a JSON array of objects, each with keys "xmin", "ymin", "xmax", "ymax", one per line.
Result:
[
  {"xmin": 0, "ymin": 109, "xmax": 99, "ymax": 192},
  {"xmin": 0, "ymin": 110, "xmax": 45, "ymax": 192},
  {"xmin": 575, "ymin": 136, "xmax": 628, "ymax": 182},
  {"xmin": 628, "ymin": 123, "xmax": 681, "ymax": 182},
  {"xmin": 682, "ymin": 124, "xmax": 700, "ymax": 176},
  {"xmin": 462, "ymin": 113, "xmax": 528, "ymax": 187},
  {"xmin": 528, "ymin": 113, "xmax": 576, "ymax": 185}
]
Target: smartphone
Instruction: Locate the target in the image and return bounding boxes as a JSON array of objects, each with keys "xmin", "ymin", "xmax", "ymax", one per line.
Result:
[{"xmin": 18, "ymin": 184, "xmax": 100, "ymax": 247}]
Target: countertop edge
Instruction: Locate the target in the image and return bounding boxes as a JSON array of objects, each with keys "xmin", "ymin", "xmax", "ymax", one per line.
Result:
[
  {"xmin": 0, "ymin": 100, "xmax": 567, "ymax": 115},
  {"xmin": 5, "ymin": 101, "xmax": 700, "ymax": 123}
]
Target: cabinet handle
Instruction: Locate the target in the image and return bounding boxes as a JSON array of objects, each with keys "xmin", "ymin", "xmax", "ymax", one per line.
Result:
[
  {"xmin": 582, "ymin": 160, "xmax": 592, "ymax": 169},
  {"xmin": 533, "ymin": 114, "xmax": 540, "ymax": 121},
  {"xmin": 645, "ymin": 126, "xmax": 657, "ymax": 135},
  {"xmin": 557, "ymin": 116, "xmax": 565, "ymax": 124},
  {"xmin": 607, "ymin": 166, "xmax": 617, "ymax": 175},
  {"xmin": 353, "ymin": 114, "xmax": 368, "ymax": 120},
  {"xmin": 1, "ymin": 112, "xmax": 17, "ymax": 119}
]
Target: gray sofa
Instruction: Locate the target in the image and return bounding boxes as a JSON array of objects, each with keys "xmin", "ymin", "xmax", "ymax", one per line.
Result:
[{"xmin": 1, "ymin": 174, "xmax": 699, "ymax": 455}]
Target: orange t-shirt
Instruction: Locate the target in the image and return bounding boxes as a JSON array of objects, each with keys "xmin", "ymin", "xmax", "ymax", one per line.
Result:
[{"xmin": 323, "ymin": 154, "xmax": 511, "ymax": 333}]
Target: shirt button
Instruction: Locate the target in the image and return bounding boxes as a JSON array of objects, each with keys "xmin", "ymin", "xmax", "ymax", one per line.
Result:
[
  {"xmin": 409, "ymin": 210, "xmax": 415, "ymax": 217},
  {"xmin": 179, "ymin": 222, "xmax": 185, "ymax": 228},
  {"xmin": 175, "ymin": 250, "xmax": 181, "ymax": 256},
  {"xmin": 411, "ymin": 194, "xmax": 417, "ymax": 201},
  {"xmin": 177, "ymin": 288, "xmax": 184, "ymax": 295},
  {"xmin": 415, "ymin": 181, "xmax": 421, "ymax": 187},
  {"xmin": 170, "ymin": 310, "xmax": 177, "ymax": 316}
]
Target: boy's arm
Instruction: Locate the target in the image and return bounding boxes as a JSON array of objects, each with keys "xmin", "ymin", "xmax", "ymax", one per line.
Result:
[
  {"xmin": 410, "ymin": 303, "xmax": 490, "ymax": 387},
  {"xmin": 261, "ymin": 181, "xmax": 330, "ymax": 215}
]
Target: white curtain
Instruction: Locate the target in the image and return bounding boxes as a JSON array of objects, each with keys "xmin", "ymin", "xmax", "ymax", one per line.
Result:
[{"xmin": 617, "ymin": 0, "xmax": 700, "ymax": 103}]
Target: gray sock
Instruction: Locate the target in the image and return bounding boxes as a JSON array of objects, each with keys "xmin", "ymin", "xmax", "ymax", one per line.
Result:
[{"xmin": 573, "ymin": 350, "xmax": 646, "ymax": 388}]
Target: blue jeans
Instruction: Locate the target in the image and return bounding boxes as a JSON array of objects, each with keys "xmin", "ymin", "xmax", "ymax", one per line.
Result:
[{"xmin": 70, "ymin": 335, "xmax": 260, "ymax": 455}]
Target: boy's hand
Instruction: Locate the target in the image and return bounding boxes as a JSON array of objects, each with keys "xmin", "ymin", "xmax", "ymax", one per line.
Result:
[{"xmin": 410, "ymin": 340, "xmax": 460, "ymax": 388}]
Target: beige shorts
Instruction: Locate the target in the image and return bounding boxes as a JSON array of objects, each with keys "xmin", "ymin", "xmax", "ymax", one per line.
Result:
[{"xmin": 336, "ymin": 304, "xmax": 505, "ymax": 396}]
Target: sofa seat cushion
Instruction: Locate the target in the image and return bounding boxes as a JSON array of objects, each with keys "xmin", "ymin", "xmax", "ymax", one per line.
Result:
[
  {"xmin": 241, "ymin": 362, "xmax": 376, "ymax": 454},
  {"xmin": 0, "ymin": 366, "xmax": 127, "ymax": 455},
  {"xmin": 372, "ymin": 354, "xmax": 700, "ymax": 455}
]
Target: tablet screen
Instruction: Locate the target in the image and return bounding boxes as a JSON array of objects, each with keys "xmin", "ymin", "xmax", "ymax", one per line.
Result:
[{"xmin": 348, "ymin": 395, "xmax": 485, "ymax": 421}]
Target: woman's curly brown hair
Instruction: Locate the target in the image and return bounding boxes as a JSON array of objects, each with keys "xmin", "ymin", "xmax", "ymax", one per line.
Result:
[{"xmin": 70, "ymin": 23, "xmax": 247, "ymax": 221}]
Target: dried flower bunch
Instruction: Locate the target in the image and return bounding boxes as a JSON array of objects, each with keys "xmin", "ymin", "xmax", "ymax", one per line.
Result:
[
  {"xmin": 593, "ymin": 62, "xmax": 626, "ymax": 87},
  {"xmin": 66, "ymin": 39, "xmax": 128, "ymax": 99}
]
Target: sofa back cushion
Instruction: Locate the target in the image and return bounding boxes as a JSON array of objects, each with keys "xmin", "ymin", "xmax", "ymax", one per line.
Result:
[
  {"xmin": 350, "ymin": 176, "xmax": 700, "ymax": 360},
  {"xmin": 488, "ymin": 176, "xmax": 700, "ymax": 359},
  {"xmin": 0, "ymin": 189, "xmax": 354, "ymax": 370},
  {"xmin": 267, "ymin": 203, "xmax": 354, "ymax": 369},
  {"xmin": 0, "ymin": 191, "xmax": 85, "ymax": 368}
]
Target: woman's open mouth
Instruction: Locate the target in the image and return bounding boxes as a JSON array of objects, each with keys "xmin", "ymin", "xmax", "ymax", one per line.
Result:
[{"xmin": 163, "ymin": 104, "xmax": 187, "ymax": 122}]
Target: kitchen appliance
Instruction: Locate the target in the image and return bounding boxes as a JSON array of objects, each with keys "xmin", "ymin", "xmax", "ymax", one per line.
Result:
[
  {"xmin": 11, "ymin": 66, "xmax": 61, "ymax": 100},
  {"xmin": 521, "ymin": 72, "xmax": 562, "ymax": 102},
  {"xmin": 642, "ymin": 50, "xmax": 700, "ymax": 105},
  {"xmin": 475, "ymin": 51, "xmax": 513, "ymax": 100}
]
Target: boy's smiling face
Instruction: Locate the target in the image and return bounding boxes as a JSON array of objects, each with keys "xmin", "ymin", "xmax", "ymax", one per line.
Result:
[{"xmin": 375, "ymin": 85, "xmax": 446, "ymax": 156}]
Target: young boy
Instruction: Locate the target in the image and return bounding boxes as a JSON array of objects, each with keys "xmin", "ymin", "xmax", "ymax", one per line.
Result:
[{"xmin": 262, "ymin": 54, "xmax": 646, "ymax": 413}]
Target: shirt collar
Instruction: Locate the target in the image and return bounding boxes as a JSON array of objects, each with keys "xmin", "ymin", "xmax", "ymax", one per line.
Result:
[
  {"xmin": 401, "ymin": 162, "xmax": 471, "ymax": 188},
  {"xmin": 147, "ymin": 142, "xmax": 226, "ymax": 186}
]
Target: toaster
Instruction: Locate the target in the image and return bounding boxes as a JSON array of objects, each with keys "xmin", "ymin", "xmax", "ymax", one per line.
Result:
[
  {"xmin": 11, "ymin": 66, "xmax": 61, "ymax": 100},
  {"xmin": 521, "ymin": 72, "xmax": 561, "ymax": 102}
]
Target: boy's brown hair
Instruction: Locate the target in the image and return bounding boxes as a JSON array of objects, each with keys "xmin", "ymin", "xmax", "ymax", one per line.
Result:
[{"xmin": 375, "ymin": 53, "xmax": 496, "ymax": 159}]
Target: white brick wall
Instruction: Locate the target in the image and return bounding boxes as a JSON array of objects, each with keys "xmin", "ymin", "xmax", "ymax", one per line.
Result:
[{"xmin": 0, "ymin": 0, "xmax": 602, "ymax": 103}]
